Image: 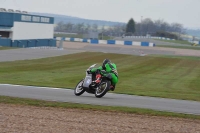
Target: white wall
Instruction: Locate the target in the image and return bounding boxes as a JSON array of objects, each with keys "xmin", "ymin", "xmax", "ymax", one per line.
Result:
[
  {"xmin": 99, "ymin": 40, "xmax": 107, "ymax": 44},
  {"xmin": 9, "ymin": 32, "xmax": 13, "ymax": 39},
  {"xmin": 65, "ymin": 38, "xmax": 70, "ymax": 41},
  {"xmin": 74, "ymin": 38, "xmax": 80, "ymax": 41},
  {"xmin": 149, "ymin": 43, "xmax": 155, "ymax": 47},
  {"xmin": 115, "ymin": 40, "xmax": 124, "ymax": 45},
  {"xmin": 12, "ymin": 22, "xmax": 54, "ymax": 40}
]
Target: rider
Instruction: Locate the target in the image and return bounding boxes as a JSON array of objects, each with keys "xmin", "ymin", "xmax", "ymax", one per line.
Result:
[{"xmin": 88, "ymin": 59, "xmax": 118, "ymax": 91}]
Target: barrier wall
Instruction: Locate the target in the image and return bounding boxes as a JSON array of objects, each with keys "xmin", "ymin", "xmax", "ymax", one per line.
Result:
[
  {"xmin": 0, "ymin": 38, "xmax": 56, "ymax": 47},
  {"xmin": 56, "ymin": 37, "xmax": 156, "ymax": 47},
  {"xmin": 193, "ymin": 41, "xmax": 200, "ymax": 44},
  {"xmin": 123, "ymin": 36, "xmax": 175, "ymax": 40},
  {"xmin": 12, "ymin": 39, "xmax": 56, "ymax": 47},
  {"xmin": 0, "ymin": 38, "xmax": 11, "ymax": 47},
  {"xmin": 188, "ymin": 40, "xmax": 200, "ymax": 44},
  {"xmin": 90, "ymin": 39, "xmax": 99, "ymax": 44}
]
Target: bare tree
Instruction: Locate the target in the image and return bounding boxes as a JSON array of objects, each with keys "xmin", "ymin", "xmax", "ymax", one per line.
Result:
[
  {"xmin": 92, "ymin": 24, "xmax": 98, "ymax": 32},
  {"xmin": 141, "ymin": 18, "xmax": 155, "ymax": 35},
  {"xmin": 54, "ymin": 17, "xmax": 185, "ymax": 39}
]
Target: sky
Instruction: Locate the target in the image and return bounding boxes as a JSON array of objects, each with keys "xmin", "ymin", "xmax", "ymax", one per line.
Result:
[{"xmin": 1, "ymin": 0, "xmax": 200, "ymax": 29}]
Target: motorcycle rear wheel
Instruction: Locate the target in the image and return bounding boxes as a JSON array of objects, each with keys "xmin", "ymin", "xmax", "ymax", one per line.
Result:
[{"xmin": 95, "ymin": 80, "xmax": 111, "ymax": 98}]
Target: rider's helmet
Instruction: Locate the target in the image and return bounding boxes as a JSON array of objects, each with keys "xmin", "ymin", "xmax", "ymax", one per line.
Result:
[{"xmin": 102, "ymin": 59, "xmax": 111, "ymax": 69}]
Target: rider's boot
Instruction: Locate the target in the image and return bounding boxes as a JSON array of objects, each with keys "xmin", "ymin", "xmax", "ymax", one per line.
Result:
[{"xmin": 110, "ymin": 85, "xmax": 115, "ymax": 91}]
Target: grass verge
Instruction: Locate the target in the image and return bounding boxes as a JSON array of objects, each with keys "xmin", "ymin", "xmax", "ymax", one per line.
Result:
[
  {"xmin": 154, "ymin": 39, "xmax": 192, "ymax": 45},
  {"xmin": 156, "ymin": 45, "xmax": 200, "ymax": 50},
  {"xmin": 0, "ymin": 52, "xmax": 200, "ymax": 101},
  {"xmin": 54, "ymin": 33, "xmax": 83, "ymax": 38},
  {"xmin": 0, "ymin": 96, "xmax": 200, "ymax": 120},
  {"xmin": 0, "ymin": 46, "xmax": 17, "ymax": 50},
  {"xmin": 54, "ymin": 33, "xmax": 113, "ymax": 40},
  {"xmin": 150, "ymin": 54, "xmax": 200, "ymax": 60}
]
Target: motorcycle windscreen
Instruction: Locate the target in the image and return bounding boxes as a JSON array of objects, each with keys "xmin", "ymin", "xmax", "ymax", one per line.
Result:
[{"xmin": 82, "ymin": 76, "xmax": 92, "ymax": 88}]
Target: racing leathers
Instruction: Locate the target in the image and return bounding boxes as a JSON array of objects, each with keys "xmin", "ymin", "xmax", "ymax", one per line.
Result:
[{"xmin": 90, "ymin": 62, "xmax": 118, "ymax": 91}]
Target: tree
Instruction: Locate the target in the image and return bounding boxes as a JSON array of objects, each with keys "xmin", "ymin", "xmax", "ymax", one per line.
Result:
[
  {"xmin": 141, "ymin": 18, "xmax": 155, "ymax": 35},
  {"xmin": 84, "ymin": 24, "xmax": 91, "ymax": 33},
  {"xmin": 92, "ymin": 24, "xmax": 98, "ymax": 32},
  {"xmin": 126, "ymin": 18, "xmax": 135, "ymax": 34},
  {"xmin": 65, "ymin": 23, "xmax": 73, "ymax": 32}
]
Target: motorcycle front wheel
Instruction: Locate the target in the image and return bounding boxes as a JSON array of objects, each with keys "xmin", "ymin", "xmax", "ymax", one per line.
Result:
[
  {"xmin": 95, "ymin": 80, "xmax": 111, "ymax": 98},
  {"xmin": 74, "ymin": 79, "xmax": 85, "ymax": 96}
]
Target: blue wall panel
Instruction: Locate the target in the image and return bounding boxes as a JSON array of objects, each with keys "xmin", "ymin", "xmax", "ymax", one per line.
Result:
[
  {"xmin": 14, "ymin": 13, "xmax": 54, "ymax": 24},
  {"xmin": 141, "ymin": 42, "xmax": 149, "ymax": 46},
  {"xmin": 51, "ymin": 39, "xmax": 56, "ymax": 47},
  {"xmin": 0, "ymin": 12, "xmax": 54, "ymax": 27},
  {"xmin": 12, "ymin": 39, "xmax": 56, "ymax": 48},
  {"xmin": 12, "ymin": 40, "xmax": 31, "ymax": 47},
  {"xmin": 124, "ymin": 41, "xmax": 132, "ymax": 45},
  {"xmin": 0, "ymin": 38, "xmax": 11, "ymax": 47},
  {"xmin": 70, "ymin": 38, "xmax": 75, "ymax": 41},
  {"xmin": 82, "ymin": 38, "xmax": 88, "ymax": 42},
  {"xmin": 90, "ymin": 39, "xmax": 99, "ymax": 44},
  {"xmin": 107, "ymin": 40, "xmax": 115, "ymax": 44},
  {"xmin": 0, "ymin": 13, "xmax": 14, "ymax": 27}
]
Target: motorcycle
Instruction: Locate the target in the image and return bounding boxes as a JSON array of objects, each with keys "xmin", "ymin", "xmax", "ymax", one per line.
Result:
[{"xmin": 74, "ymin": 64, "xmax": 112, "ymax": 98}]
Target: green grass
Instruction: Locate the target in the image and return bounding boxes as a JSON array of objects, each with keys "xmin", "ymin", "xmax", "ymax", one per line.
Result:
[
  {"xmin": 54, "ymin": 33, "xmax": 83, "ymax": 38},
  {"xmin": 0, "ymin": 46, "xmax": 17, "ymax": 50},
  {"xmin": 150, "ymin": 55, "xmax": 200, "ymax": 60},
  {"xmin": 54, "ymin": 33, "xmax": 113, "ymax": 40},
  {"xmin": 99, "ymin": 35, "xmax": 114, "ymax": 40},
  {"xmin": 156, "ymin": 45, "xmax": 200, "ymax": 50},
  {"xmin": 155, "ymin": 39, "xmax": 193, "ymax": 45},
  {"xmin": 1, "ymin": 96, "xmax": 200, "ymax": 119},
  {"xmin": 0, "ymin": 52, "xmax": 200, "ymax": 101}
]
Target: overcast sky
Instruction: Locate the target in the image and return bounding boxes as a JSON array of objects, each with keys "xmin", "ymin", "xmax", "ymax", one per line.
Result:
[{"xmin": 1, "ymin": 0, "xmax": 200, "ymax": 29}]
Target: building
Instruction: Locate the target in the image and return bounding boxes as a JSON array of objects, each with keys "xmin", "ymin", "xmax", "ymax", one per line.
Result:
[{"xmin": 0, "ymin": 8, "xmax": 56, "ymax": 47}]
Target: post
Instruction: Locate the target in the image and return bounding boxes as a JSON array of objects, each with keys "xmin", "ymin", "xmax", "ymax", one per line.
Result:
[
  {"xmin": 141, "ymin": 16, "xmax": 143, "ymax": 36},
  {"xmin": 59, "ymin": 38, "xmax": 63, "ymax": 49}
]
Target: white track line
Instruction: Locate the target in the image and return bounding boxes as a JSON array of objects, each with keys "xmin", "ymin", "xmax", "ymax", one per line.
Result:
[
  {"xmin": 0, "ymin": 84, "xmax": 71, "ymax": 91},
  {"xmin": 0, "ymin": 83, "xmax": 116, "ymax": 95}
]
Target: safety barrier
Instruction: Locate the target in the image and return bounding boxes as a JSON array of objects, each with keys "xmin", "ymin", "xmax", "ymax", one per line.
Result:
[
  {"xmin": 193, "ymin": 41, "xmax": 200, "ymax": 44},
  {"xmin": 0, "ymin": 38, "xmax": 11, "ymax": 47},
  {"xmin": 188, "ymin": 40, "xmax": 200, "ymax": 45},
  {"xmin": 123, "ymin": 36, "xmax": 175, "ymax": 40},
  {"xmin": 0, "ymin": 38, "xmax": 56, "ymax": 48},
  {"xmin": 56, "ymin": 37, "xmax": 156, "ymax": 47}
]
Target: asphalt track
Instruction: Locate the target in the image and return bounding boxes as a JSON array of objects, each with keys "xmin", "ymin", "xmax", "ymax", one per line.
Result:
[
  {"xmin": 1, "ymin": 42, "xmax": 200, "ymax": 63},
  {"xmin": 0, "ymin": 43, "xmax": 200, "ymax": 115},
  {"xmin": 0, "ymin": 48, "xmax": 84, "ymax": 62},
  {"xmin": 0, "ymin": 84, "xmax": 200, "ymax": 115}
]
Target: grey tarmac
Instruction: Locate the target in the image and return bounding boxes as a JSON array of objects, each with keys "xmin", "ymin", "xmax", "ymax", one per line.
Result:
[{"xmin": 0, "ymin": 84, "xmax": 200, "ymax": 115}]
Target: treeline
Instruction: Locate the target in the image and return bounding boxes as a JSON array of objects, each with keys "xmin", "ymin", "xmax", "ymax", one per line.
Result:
[
  {"xmin": 133, "ymin": 18, "xmax": 185, "ymax": 39},
  {"xmin": 54, "ymin": 21, "xmax": 126, "ymax": 36},
  {"xmin": 55, "ymin": 18, "xmax": 185, "ymax": 39}
]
